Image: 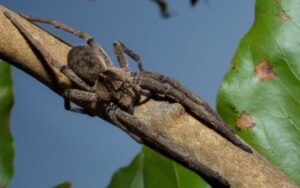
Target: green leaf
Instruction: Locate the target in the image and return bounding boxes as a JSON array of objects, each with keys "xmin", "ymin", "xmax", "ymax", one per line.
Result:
[
  {"xmin": 108, "ymin": 147, "xmax": 209, "ymax": 188},
  {"xmin": 0, "ymin": 60, "xmax": 14, "ymax": 188},
  {"xmin": 53, "ymin": 181, "xmax": 72, "ymax": 188},
  {"xmin": 217, "ymin": 0, "xmax": 300, "ymax": 185}
]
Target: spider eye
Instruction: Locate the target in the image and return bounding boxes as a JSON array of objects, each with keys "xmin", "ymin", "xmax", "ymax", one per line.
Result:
[{"xmin": 68, "ymin": 46, "xmax": 105, "ymax": 85}]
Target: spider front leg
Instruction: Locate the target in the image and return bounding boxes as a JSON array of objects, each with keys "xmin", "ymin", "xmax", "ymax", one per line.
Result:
[
  {"xmin": 4, "ymin": 12, "xmax": 92, "ymax": 92},
  {"xmin": 19, "ymin": 13, "xmax": 113, "ymax": 68},
  {"xmin": 138, "ymin": 76, "xmax": 252, "ymax": 153},
  {"xmin": 113, "ymin": 41, "xmax": 144, "ymax": 71},
  {"xmin": 112, "ymin": 41, "xmax": 148, "ymax": 99}
]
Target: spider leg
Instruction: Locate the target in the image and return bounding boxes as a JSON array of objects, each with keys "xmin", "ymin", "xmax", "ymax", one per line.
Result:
[
  {"xmin": 64, "ymin": 89, "xmax": 98, "ymax": 116},
  {"xmin": 113, "ymin": 42, "xmax": 129, "ymax": 69},
  {"xmin": 140, "ymin": 71, "xmax": 224, "ymax": 120},
  {"xmin": 63, "ymin": 88, "xmax": 143, "ymax": 144},
  {"xmin": 138, "ymin": 77, "xmax": 252, "ymax": 153},
  {"xmin": 4, "ymin": 12, "xmax": 92, "ymax": 92},
  {"xmin": 105, "ymin": 103, "xmax": 143, "ymax": 144},
  {"xmin": 112, "ymin": 107, "xmax": 230, "ymax": 188},
  {"xmin": 113, "ymin": 41, "xmax": 144, "ymax": 71},
  {"xmin": 19, "ymin": 13, "xmax": 113, "ymax": 68},
  {"xmin": 64, "ymin": 98, "xmax": 94, "ymax": 115}
]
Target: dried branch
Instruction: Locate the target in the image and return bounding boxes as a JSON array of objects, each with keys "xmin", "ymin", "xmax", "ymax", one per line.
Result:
[{"xmin": 0, "ymin": 5, "xmax": 297, "ymax": 188}]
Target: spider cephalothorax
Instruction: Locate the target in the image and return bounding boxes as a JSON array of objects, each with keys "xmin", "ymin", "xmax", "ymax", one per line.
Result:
[
  {"xmin": 95, "ymin": 68, "xmax": 141, "ymax": 113},
  {"xmin": 4, "ymin": 12, "xmax": 252, "ymax": 154}
]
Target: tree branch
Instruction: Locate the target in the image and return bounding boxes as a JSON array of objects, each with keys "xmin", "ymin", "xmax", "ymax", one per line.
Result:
[{"xmin": 0, "ymin": 5, "xmax": 297, "ymax": 188}]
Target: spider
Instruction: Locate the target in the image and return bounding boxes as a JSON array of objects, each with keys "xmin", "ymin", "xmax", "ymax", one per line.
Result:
[{"xmin": 4, "ymin": 12, "xmax": 252, "ymax": 154}]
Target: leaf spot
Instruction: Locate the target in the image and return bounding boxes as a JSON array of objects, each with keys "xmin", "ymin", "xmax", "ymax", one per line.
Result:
[
  {"xmin": 230, "ymin": 63, "xmax": 238, "ymax": 72},
  {"xmin": 274, "ymin": 0, "xmax": 280, "ymax": 4},
  {"xmin": 235, "ymin": 111, "xmax": 256, "ymax": 130},
  {"xmin": 277, "ymin": 11, "xmax": 289, "ymax": 24},
  {"xmin": 254, "ymin": 60, "xmax": 275, "ymax": 81},
  {"xmin": 228, "ymin": 103, "xmax": 239, "ymax": 113}
]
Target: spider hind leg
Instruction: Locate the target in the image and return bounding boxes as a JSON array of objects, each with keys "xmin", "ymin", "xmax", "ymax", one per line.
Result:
[
  {"xmin": 19, "ymin": 13, "xmax": 113, "ymax": 68},
  {"xmin": 4, "ymin": 12, "xmax": 92, "ymax": 92}
]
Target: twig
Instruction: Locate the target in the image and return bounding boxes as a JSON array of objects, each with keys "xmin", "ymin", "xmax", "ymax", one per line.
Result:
[{"xmin": 0, "ymin": 6, "xmax": 297, "ymax": 188}]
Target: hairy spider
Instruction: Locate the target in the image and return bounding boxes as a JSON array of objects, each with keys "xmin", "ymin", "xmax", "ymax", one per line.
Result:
[{"xmin": 4, "ymin": 12, "xmax": 252, "ymax": 154}]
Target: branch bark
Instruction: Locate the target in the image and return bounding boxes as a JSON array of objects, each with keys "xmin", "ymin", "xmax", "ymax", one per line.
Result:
[{"xmin": 0, "ymin": 5, "xmax": 297, "ymax": 188}]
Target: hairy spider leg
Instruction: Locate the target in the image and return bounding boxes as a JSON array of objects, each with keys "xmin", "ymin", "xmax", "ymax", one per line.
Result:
[
  {"xmin": 63, "ymin": 89, "xmax": 229, "ymax": 187},
  {"xmin": 63, "ymin": 89, "xmax": 97, "ymax": 115},
  {"xmin": 138, "ymin": 77, "xmax": 252, "ymax": 153},
  {"xmin": 19, "ymin": 13, "xmax": 113, "ymax": 68},
  {"xmin": 4, "ymin": 12, "xmax": 92, "ymax": 92},
  {"xmin": 113, "ymin": 107, "xmax": 230, "ymax": 188},
  {"xmin": 4, "ymin": 12, "xmax": 94, "ymax": 115},
  {"xmin": 64, "ymin": 88, "xmax": 143, "ymax": 143},
  {"xmin": 140, "ymin": 71, "xmax": 226, "ymax": 123},
  {"xmin": 112, "ymin": 42, "xmax": 129, "ymax": 69},
  {"xmin": 105, "ymin": 103, "xmax": 143, "ymax": 144},
  {"xmin": 64, "ymin": 98, "xmax": 94, "ymax": 115},
  {"xmin": 112, "ymin": 41, "xmax": 148, "ymax": 101},
  {"xmin": 113, "ymin": 41, "xmax": 144, "ymax": 71}
]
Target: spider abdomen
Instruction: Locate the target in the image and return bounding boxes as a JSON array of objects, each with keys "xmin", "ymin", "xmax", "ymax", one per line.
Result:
[{"xmin": 68, "ymin": 46, "xmax": 106, "ymax": 85}]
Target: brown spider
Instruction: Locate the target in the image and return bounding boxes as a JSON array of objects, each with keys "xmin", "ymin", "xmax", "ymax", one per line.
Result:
[{"xmin": 4, "ymin": 12, "xmax": 252, "ymax": 154}]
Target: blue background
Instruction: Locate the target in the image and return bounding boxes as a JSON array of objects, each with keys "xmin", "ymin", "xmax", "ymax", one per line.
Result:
[{"xmin": 2, "ymin": 1, "xmax": 254, "ymax": 187}]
